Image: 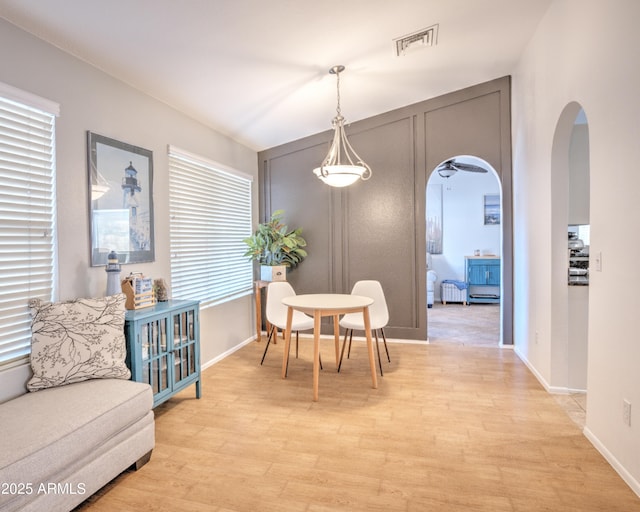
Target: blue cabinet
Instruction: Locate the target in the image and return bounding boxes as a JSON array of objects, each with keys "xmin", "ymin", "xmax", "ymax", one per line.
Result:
[
  {"xmin": 465, "ymin": 257, "xmax": 500, "ymax": 304},
  {"xmin": 124, "ymin": 299, "xmax": 201, "ymax": 407}
]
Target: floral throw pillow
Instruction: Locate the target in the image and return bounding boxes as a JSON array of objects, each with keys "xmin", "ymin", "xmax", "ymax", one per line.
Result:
[{"xmin": 27, "ymin": 293, "xmax": 131, "ymax": 392}]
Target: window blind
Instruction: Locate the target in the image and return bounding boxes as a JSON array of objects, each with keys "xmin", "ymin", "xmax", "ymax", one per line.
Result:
[
  {"xmin": 168, "ymin": 146, "xmax": 253, "ymax": 308},
  {"xmin": 0, "ymin": 88, "xmax": 57, "ymax": 367}
]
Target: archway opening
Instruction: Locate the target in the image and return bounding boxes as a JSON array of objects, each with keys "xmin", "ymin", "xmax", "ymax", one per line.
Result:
[
  {"xmin": 426, "ymin": 155, "xmax": 503, "ymax": 346},
  {"xmin": 550, "ymin": 102, "xmax": 590, "ymax": 427}
]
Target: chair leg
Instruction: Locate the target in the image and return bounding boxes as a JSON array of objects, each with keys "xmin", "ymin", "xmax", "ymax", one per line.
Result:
[
  {"xmin": 296, "ymin": 331, "xmax": 299, "ymax": 358},
  {"xmin": 380, "ymin": 328, "xmax": 390, "ymax": 362},
  {"xmin": 260, "ymin": 325, "xmax": 276, "ymax": 365},
  {"xmin": 347, "ymin": 329, "xmax": 353, "ymax": 358},
  {"xmin": 338, "ymin": 330, "xmax": 349, "ymax": 372},
  {"xmin": 373, "ymin": 329, "xmax": 384, "ymax": 376}
]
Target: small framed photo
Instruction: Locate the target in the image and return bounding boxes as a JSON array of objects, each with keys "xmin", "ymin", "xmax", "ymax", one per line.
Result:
[
  {"xmin": 484, "ymin": 193, "xmax": 500, "ymax": 225},
  {"xmin": 87, "ymin": 132, "xmax": 155, "ymax": 266}
]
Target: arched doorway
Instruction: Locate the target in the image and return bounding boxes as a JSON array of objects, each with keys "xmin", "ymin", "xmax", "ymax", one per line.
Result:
[
  {"xmin": 426, "ymin": 155, "xmax": 503, "ymax": 345},
  {"xmin": 550, "ymin": 103, "xmax": 590, "ymax": 424}
]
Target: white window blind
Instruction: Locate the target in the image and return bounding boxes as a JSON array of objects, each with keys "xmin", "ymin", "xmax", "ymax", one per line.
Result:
[
  {"xmin": 0, "ymin": 86, "xmax": 58, "ymax": 367},
  {"xmin": 168, "ymin": 146, "xmax": 253, "ymax": 308}
]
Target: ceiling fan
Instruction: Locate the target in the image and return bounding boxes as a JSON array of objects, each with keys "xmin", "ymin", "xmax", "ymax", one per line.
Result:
[{"xmin": 436, "ymin": 159, "xmax": 488, "ymax": 178}]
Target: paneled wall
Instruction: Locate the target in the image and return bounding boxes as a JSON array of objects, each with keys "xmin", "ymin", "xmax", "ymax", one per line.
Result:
[{"xmin": 258, "ymin": 77, "xmax": 512, "ymax": 342}]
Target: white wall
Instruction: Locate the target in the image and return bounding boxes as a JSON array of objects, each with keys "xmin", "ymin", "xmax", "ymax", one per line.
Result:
[
  {"xmin": 0, "ymin": 19, "xmax": 259, "ymax": 399},
  {"xmin": 512, "ymin": 0, "xmax": 640, "ymax": 494},
  {"xmin": 428, "ymin": 168, "xmax": 501, "ymax": 298}
]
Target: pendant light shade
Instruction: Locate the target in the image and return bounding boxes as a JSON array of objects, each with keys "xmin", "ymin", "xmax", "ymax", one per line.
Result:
[{"xmin": 313, "ymin": 65, "xmax": 372, "ymax": 187}]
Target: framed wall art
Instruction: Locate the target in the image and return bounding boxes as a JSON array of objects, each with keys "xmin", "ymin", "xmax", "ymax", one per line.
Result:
[
  {"xmin": 484, "ymin": 193, "xmax": 500, "ymax": 225},
  {"xmin": 87, "ymin": 132, "xmax": 155, "ymax": 266},
  {"xmin": 426, "ymin": 183, "xmax": 443, "ymax": 254}
]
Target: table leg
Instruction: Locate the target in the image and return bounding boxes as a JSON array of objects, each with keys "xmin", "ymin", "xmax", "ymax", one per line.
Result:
[
  {"xmin": 313, "ymin": 311, "xmax": 322, "ymax": 401},
  {"xmin": 362, "ymin": 306, "xmax": 378, "ymax": 389},
  {"xmin": 333, "ymin": 314, "xmax": 340, "ymax": 367},
  {"xmin": 281, "ymin": 306, "xmax": 294, "ymax": 379}
]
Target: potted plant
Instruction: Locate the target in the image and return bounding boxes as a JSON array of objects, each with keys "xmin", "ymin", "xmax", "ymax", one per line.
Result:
[{"xmin": 243, "ymin": 209, "xmax": 308, "ymax": 281}]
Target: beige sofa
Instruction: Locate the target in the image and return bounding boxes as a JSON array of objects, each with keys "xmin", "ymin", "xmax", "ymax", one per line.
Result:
[{"xmin": 0, "ymin": 378, "xmax": 154, "ymax": 512}]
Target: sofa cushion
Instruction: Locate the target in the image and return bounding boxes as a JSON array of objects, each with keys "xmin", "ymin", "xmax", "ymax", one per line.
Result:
[
  {"xmin": 27, "ymin": 294, "xmax": 130, "ymax": 391},
  {"xmin": 0, "ymin": 378, "xmax": 153, "ymax": 507}
]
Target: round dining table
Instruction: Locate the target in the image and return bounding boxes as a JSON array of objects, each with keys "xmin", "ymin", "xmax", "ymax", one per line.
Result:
[{"xmin": 280, "ymin": 293, "xmax": 378, "ymax": 401}]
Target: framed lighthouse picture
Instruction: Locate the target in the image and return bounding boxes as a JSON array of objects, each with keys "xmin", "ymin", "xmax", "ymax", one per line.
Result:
[{"xmin": 87, "ymin": 132, "xmax": 155, "ymax": 266}]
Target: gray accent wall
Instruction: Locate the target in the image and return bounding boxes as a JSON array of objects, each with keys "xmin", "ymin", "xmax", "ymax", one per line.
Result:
[{"xmin": 258, "ymin": 77, "xmax": 512, "ymax": 343}]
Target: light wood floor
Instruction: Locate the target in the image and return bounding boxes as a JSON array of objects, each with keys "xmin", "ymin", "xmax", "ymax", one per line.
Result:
[
  {"xmin": 429, "ymin": 302, "xmax": 588, "ymax": 429},
  {"xmin": 427, "ymin": 302, "xmax": 500, "ymax": 347},
  {"xmin": 75, "ymin": 338, "xmax": 640, "ymax": 512}
]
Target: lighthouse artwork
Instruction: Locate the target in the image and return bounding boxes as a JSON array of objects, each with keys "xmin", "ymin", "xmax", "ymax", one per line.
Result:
[
  {"xmin": 121, "ymin": 161, "xmax": 150, "ymax": 251},
  {"xmin": 88, "ymin": 132, "xmax": 155, "ymax": 266}
]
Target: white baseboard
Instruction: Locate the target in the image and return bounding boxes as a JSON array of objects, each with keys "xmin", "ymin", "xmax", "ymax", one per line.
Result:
[
  {"xmin": 514, "ymin": 347, "xmax": 587, "ymax": 394},
  {"xmin": 337, "ymin": 334, "xmax": 428, "ymax": 344},
  {"xmin": 583, "ymin": 426, "xmax": 640, "ymax": 498},
  {"xmin": 514, "ymin": 346, "xmax": 552, "ymax": 391},
  {"xmin": 201, "ymin": 334, "xmax": 255, "ymax": 371}
]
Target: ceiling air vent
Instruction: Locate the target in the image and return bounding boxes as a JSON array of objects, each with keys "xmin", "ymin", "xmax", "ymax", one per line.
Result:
[{"xmin": 393, "ymin": 24, "xmax": 439, "ymax": 57}]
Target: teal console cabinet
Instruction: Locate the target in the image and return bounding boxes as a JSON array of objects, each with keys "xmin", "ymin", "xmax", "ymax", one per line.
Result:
[
  {"xmin": 465, "ymin": 256, "xmax": 501, "ymax": 304},
  {"xmin": 124, "ymin": 299, "xmax": 201, "ymax": 407}
]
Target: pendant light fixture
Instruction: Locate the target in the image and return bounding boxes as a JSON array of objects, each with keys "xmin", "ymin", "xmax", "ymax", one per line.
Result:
[{"xmin": 313, "ymin": 65, "xmax": 372, "ymax": 187}]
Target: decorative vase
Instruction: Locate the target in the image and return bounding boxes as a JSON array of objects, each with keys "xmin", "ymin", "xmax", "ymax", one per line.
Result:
[
  {"xmin": 260, "ymin": 265, "xmax": 286, "ymax": 282},
  {"xmin": 154, "ymin": 278, "xmax": 169, "ymax": 301}
]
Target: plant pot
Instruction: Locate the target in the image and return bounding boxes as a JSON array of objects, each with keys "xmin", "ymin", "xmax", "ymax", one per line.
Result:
[{"xmin": 260, "ymin": 265, "xmax": 287, "ymax": 282}]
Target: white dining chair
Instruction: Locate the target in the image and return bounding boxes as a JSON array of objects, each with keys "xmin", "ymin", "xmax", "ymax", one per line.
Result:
[
  {"xmin": 338, "ymin": 280, "xmax": 390, "ymax": 376},
  {"xmin": 427, "ymin": 270, "xmax": 437, "ymax": 308},
  {"xmin": 261, "ymin": 281, "xmax": 320, "ymax": 373}
]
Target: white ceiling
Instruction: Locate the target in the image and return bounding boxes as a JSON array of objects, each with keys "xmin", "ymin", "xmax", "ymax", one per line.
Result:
[{"xmin": 0, "ymin": 0, "xmax": 552, "ymax": 151}]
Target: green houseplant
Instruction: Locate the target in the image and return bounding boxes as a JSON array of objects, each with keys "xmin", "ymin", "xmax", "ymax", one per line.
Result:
[{"xmin": 243, "ymin": 210, "xmax": 307, "ymax": 280}]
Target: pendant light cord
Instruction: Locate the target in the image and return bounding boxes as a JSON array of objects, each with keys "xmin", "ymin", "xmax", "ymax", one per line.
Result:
[{"xmin": 335, "ymin": 69, "xmax": 341, "ymax": 118}]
